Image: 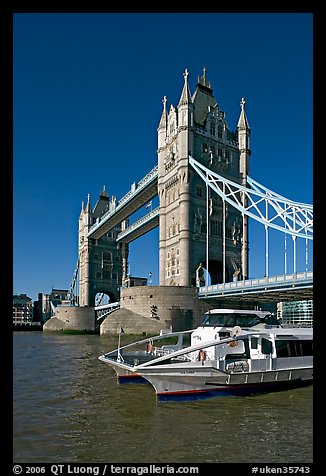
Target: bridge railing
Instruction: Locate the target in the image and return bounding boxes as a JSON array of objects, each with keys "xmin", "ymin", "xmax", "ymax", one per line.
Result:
[
  {"xmin": 199, "ymin": 271, "xmax": 313, "ymax": 295},
  {"xmin": 88, "ymin": 164, "xmax": 158, "ymax": 236},
  {"xmin": 116, "ymin": 207, "xmax": 159, "ymax": 242}
]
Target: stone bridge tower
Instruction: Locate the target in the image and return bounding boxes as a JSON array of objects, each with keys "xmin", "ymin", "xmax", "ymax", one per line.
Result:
[
  {"xmin": 78, "ymin": 188, "xmax": 127, "ymax": 306},
  {"xmin": 157, "ymin": 68, "xmax": 250, "ymax": 286}
]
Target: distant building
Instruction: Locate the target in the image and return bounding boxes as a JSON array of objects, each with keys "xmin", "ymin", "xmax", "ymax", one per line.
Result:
[
  {"xmin": 277, "ymin": 300, "xmax": 313, "ymax": 326},
  {"xmin": 13, "ymin": 294, "xmax": 33, "ymax": 323},
  {"xmin": 49, "ymin": 288, "xmax": 69, "ymax": 306},
  {"xmin": 42, "ymin": 293, "xmax": 52, "ymax": 322},
  {"xmin": 36, "ymin": 289, "xmax": 70, "ymax": 323},
  {"xmin": 125, "ymin": 276, "xmax": 148, "ymax": 287}
]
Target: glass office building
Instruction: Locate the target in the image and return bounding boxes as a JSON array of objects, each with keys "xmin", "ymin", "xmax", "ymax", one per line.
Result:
[{"xmin": 277, "ymin": 300, "xmax": 313, "ymax": 326}]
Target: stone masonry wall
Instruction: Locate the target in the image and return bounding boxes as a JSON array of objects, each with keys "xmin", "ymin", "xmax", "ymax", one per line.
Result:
[
  {"xmin": 120, "ymin": 285, "xmax": 209, "ymax": 330},
  {"xmin": 43, "ymin": 306, "xmax": 96, "ymax": 331}
]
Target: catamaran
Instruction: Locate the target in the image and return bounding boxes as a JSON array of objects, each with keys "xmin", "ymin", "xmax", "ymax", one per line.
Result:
[{"xmin": 99, "ymin": 309, "xmax": 313, "ymax": 401}]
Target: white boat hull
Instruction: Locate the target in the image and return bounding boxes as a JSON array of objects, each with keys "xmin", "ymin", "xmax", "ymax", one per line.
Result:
[{"xmin": 139, "ymin": 362, "xmax": 313, "ymax": 400}]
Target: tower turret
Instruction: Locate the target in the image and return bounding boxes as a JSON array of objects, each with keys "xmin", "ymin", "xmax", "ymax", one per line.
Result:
[
  {"xmin": 157, "ymin": 96, "xmax": 168, "ymax": 149},
  {"xmin": 237, "ymin": 97, "xmax": 251, "ymax": 280},
  {"xmin": 237, "ymin": 97, "xmax": 251, "ymax": 180}
]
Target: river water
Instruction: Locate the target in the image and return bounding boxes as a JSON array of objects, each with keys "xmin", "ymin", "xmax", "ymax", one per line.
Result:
[{"xmin": 13, "ymin": 331, "xmax": 313, "ymax": 464}]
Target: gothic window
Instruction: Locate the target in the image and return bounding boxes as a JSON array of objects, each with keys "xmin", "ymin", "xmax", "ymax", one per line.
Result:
[
  {"xmin": 196, "ymin": 186, "xmax": 202, "ymax": 197},
  {"xmin": 103, "ymin": 271, "xmax": 110, "ymax": 279},
  {"xmin": 218, "ymin": 126, "xmax": 223, "ymax": 139},
  {"xmin": 225, "ymin": 149, "xmax": 230, "ymax": 162},
  {"xmin": 103, "ymin": 251, "xmax": 112, "ymax": 262},
  {"xmin": 202, "ymin": 143, "xmax": 208, "ymax": 153},
  {"xmin": 210, "ymin": 122, "xmax": 215, "ymax": 136}
]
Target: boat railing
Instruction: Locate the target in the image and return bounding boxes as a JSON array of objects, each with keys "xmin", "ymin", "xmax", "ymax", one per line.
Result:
[{"xmin": 153, "ymin": 346, "xmax": 183, "ymax": 356}]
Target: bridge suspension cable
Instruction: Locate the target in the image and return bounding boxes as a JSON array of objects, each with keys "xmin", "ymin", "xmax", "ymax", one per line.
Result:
[
  {"xmin": 189, "ymin": 156, "xmax": 313, "ymax": 240},
  {"xmin": 189, "ymin": 155, "xmax": 313, "ymax": 280},
  {"xmin": 67, "ymin": 258, "xmax": 79, "ymax": 304}
]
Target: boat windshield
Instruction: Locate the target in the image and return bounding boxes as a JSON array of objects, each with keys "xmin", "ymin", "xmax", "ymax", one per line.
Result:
[{"xmin": 201, "ymin": 312, "xmax": 275, "ymax": 328}]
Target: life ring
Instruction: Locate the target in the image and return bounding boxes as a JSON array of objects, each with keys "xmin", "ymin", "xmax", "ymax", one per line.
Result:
[
  {"xmin": 197, "ymin": 350, "xmax": 206, "ymax": 362},
  {"xmin": 228, "ymin": 340, "xmax": 238, "ymax": 348}
]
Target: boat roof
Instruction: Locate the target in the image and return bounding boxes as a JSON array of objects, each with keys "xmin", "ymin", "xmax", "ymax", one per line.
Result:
[
  {"xmin": 244, "ymin": 324, "xmax": 313, "ymax": 338},
  {"xmin": 205, "ymin": 309, "xmax": 271, "ymax": 315}
]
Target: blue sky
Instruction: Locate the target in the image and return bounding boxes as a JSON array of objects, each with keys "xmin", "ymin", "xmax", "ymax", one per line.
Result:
[{"xmin": 13, "ymin": 13, "xmax": 313, "ymax": 302}]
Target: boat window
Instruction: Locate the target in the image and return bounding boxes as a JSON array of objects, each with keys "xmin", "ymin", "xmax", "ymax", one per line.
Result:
[
  {"xmin": 275, "ymin": 340, "xmax": 313, "ymax": 357},
  {"xmin": 219, "ymin": 331, "xmax": 231, "ymax": 338},
  {"xmin": 261, "ymin": 338, "xmax": 273, "ymax": 355},
  {"xmin": 202, "ymin": 313, "xmax": 263, "ymax": 327},
  {"xmin": 238, "ymin": 315, "xmax": 260, "ymax": 327},
  {"xmin": 300, "ymin": 340, "xmax": 313, "ymax": 356},
  {"xmin": 225, "ymin": 339, "xmax": 250, "ymax": 360},
  {"xmin": 202, "ymin": 314, "xmax": 235, "ymax": 327},
  {"xmin": 201, "ymin": 312, "xmax": 277, "ymax": 328},
  {"xmin": 251, "ymin": 337, "xmax": 259, "ymax": 350}
]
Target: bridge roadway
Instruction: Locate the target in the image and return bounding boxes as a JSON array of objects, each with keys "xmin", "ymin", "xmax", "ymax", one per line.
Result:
[
  {"xmin": 198, "ymin": 271, "xmax": 313, "ymax": 302},
  {"xmin": 94, "ymin": 272, "xmax": 312, "ymax": 318},
  {"xmin": 116, "ymin": 207, "xmax": 159, "ymax": 243},
  {"xmin": 88, "ymin": 165, "xmax": 158, "ymax": 240}
]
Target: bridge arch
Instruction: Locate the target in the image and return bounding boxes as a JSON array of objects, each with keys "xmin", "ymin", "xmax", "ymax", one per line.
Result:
[
  {"xmin": 93, "ymin": 290, "xmax": 118, "ymax": 307},
  {"xmin": 192, "ymin": 258, "xmax": 235, "ymax": 287}
]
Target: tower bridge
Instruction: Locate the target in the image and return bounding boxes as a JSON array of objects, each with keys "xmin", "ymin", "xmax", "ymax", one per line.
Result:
[{"xmin": 53, "ymin": 68, "xmax": 313, "ymax": 334}]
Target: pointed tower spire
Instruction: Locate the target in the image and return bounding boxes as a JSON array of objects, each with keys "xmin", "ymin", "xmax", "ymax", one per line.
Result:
[
  {"xmin": 197, "ymin": 67, "xmax": 211, "ymax": 89},
  {"xmin": 79, "ymin": 200, "xmax": 85, "ymax": 219},
  {"xmin": 85, "ymin": 193, "xmax": 92, "ymax": 213},
  {"xmin": 237, "ymin": 97, "xmax": 250, "ymax": 130},
  {"xmin": 158, "ymin": 95, "xmax": 168, "ymax": 130},
  {"xmin": 158, "ymin": 96, "xmax": 168, "ymax": 149},
  {"xmin": 178, "ymin": 68, "xmax": 192, "ymax": 107},
  {"xmin": 100, "ymin": 185, "xmax": 108, "ymax": 197}
]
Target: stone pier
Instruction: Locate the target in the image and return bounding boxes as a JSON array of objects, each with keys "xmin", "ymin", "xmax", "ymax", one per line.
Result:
[
  {"xmin": 43, "ymin": 306, "xmax": 96, "ymax": 332},
  {"xmin": 100, "ymin": 286, "xmax": 210, "ymax": 335}
]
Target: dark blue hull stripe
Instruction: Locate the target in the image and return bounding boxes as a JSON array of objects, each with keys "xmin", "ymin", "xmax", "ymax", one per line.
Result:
[
  {"xmin": 158, "ymin": 379, "xmax": 313, "ymax": 401},
  {"xmin": 118, "ymin": 374, "xmax": 148, "ymax": 384}
]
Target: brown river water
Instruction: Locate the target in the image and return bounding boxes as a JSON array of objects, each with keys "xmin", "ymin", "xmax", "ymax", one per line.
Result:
[{"xmin": 13, "ymin": 332, "xmax": 313, "ymax": 464}]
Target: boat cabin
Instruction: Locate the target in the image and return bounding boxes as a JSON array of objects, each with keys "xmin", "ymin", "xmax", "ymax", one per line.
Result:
[
  {"xmin": 204, "ymin": 327, "xmax": 313, "ymax": 373},
  {"xmin": 191, "ymin": 309, "xmax": 276, "ymax": 352}
]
